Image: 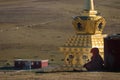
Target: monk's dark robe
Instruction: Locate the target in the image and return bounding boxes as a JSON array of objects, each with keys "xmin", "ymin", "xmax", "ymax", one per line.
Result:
[{"xmin": 84, "ymin": 54, "xmax": 104, "ymax": 71}]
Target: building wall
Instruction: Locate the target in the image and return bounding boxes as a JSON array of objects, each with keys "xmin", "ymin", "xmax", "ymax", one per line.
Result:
[{"xmin": 104, "ymin": 35, "xmax": 120, "ymax": 71}]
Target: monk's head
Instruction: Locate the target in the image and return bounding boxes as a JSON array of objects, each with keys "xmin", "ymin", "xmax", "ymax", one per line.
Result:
[{"xmin": 90, "ymin": 48, "xmax": 99, "ymax": 55}]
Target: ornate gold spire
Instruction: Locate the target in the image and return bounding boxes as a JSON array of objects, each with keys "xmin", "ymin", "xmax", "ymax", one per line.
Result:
[
  {"xmin": 85, "ymin": 0, "xmax": 94, "ymax": 10},
  {"xmin": 60, "ymin": 0, "xmax": 107, "ymax": 67},
  {"xmin": 82, "ymin": 0, "xmax": 97, "ymax": 17}
]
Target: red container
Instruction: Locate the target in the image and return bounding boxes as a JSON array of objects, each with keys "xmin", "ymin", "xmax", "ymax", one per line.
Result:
[
  {"xmin": 40, "ymin": 60, "xmax": 48, "ymax": 68},
  {"xmin": 104, "ymin": 34, "xmax": 120, "ymax": 71},
  {"xmin": 14, "ymin": 59, "xmax": 48, "ymax": 69}
]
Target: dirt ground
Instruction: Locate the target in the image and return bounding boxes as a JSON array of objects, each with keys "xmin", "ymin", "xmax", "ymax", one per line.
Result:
[{"xmin": 0, "ymin": 71, "xmax": 120, "ymax": 80}]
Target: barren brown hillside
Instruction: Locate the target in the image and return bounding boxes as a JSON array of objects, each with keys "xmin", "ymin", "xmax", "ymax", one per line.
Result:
[{"xmin": 0, "ymin": 0, "xmax": 119, "ymax": 63}]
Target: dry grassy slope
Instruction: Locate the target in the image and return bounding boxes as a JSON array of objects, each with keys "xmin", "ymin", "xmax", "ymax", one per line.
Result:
[{"xmin": 0, "ymin": 0, "xmax": 119, "ymax": 62}]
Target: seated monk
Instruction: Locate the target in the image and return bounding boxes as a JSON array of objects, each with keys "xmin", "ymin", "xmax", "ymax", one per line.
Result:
[{"xmin": 84, "ymin": 48, "xmax": 104, "ymax": 71}]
